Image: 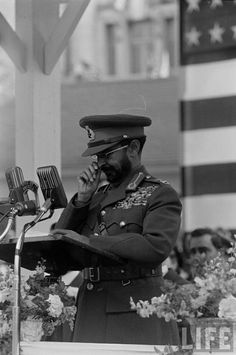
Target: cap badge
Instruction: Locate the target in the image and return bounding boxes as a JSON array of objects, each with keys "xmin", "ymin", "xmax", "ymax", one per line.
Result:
[{"xmin": 85, "ymin": 125, "xmax": 95, "ymax": 141}]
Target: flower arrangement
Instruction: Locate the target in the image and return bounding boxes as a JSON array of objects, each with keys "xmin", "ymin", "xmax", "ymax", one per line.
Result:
[
  {"xmin": 130, "ymin": 243, "xmax": 236, "ymax": 323},
  {"xmin": 0, "ymin": 259, "xmax": 77, "ymax": 353}
]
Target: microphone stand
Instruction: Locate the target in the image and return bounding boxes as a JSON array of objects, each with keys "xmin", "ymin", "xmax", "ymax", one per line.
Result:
[
  {"xmin": 0, "ymin": 207, "xmax": 18, "ymax": 243},
  {"xmin": 12, "ymin": 199, "xmax": 52, "ymax": 355}
]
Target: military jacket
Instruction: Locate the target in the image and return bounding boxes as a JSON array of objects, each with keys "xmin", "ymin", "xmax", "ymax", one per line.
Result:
[{"xmin": 55, "ymin": 165, "xmax": 182, "ymax": 345}]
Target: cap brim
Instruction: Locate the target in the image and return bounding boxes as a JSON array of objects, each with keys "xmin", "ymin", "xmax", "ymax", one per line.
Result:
[{"xmin": 81, "ymin": 142, "xmax": 119, "ymax": 157}]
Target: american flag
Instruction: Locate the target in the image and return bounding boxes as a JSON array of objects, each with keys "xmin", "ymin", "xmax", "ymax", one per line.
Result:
[
  {"xmin": 180, "ymin": 0, "xmax": 236, "ymax": 232},
  {"xmin": 181, "ymin": 0, "xmax": 236, "ymax": 63}
]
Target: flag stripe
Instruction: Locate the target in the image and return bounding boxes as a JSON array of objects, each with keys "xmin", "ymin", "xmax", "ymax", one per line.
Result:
[
  {"xmin": 182, "ymin": 163, "xmax": 236, "ymax": 197},
  {"xmin": 183, "ymin": 194, "xmax": 236, "ymax": 231},
  {"xmin": 181, "ymin": 95, "xmax": 236, "ymax": 131},
  {"xmin": 182, "ymin": 127, "xmax": 236, "ymax": 166},
  {"xmin": 181, "ymin": 48, "xmax": 236, "ymax": 65},
  {"xmin": 179, "ymin": 59, "xmax": 236, "ymax": 100}
]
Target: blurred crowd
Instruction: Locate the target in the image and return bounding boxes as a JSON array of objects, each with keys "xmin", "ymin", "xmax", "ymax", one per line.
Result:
[{"xmin": 163, "ymin": 226, "xmax": 235, "ymax": 282}]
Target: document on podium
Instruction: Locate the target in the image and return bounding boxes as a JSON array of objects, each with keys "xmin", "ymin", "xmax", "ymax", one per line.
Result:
[{"xmin": 0, "ymin": 230, "xmax": 123, "ymax": 275}]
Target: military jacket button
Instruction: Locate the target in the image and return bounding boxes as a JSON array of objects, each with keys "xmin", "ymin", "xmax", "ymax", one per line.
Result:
[
  {"xmin": 119, "ymin": 221, "xmax": 126, "ymax": 228},
  {"xmin": 86, "ymin": 282, "xmax": 94, "ymax": 291},
  {"xmin": 101, "ymin": 210, "xmax": 106, "ymax": 217}
]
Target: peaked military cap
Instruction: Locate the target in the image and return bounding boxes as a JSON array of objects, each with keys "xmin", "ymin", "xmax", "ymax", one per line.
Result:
[{"xmin": 79, "ymin": 114, "xmax": 152, "ymax": 157}]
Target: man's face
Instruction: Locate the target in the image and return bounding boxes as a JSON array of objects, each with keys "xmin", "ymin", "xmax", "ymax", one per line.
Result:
[
  {"xmin": 97, "ymin": 145, "xmax": 132, "ymax": 184},
  {"xmin": 190, "ymin": 234, "xmax": 218, "ymax": 262}
]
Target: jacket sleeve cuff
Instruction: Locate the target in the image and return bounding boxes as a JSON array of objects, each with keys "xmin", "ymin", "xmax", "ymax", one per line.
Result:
[{"xmin": 72, "ymin": 193, "xmax": 91, "ymax": 208}]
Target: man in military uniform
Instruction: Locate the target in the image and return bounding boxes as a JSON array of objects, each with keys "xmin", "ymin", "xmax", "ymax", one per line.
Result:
[{"xmin": 53, "ymin": 114, "xmax": 182, "ymax": 345}]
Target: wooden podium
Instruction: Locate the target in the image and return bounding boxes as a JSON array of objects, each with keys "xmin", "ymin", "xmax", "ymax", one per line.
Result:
[{"xmin": 0, "ymin": 230, "xmax": 123, "ymax": 275}]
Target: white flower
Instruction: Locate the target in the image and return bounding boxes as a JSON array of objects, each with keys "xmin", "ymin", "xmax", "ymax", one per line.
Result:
[
  {"xmin": 0, "ymin": 319, "xmax": 11, "ymax": 337},
  {"xmin": 151, "ymin": 294, "xmax": 167, "ymax": 305},
  {"xmin": 228, "ymin": 257, "xmax": 235, "ymax": 263},
  {"xmin": 206, "ymin": 276, "xmax": 218, "ymax": 291},
  {"xmin": 194, "ymin": 276, "xmax": 205, "ymax": 287},
  {"xmin": 47, "ymin": 294, "xmax": 64, "ymax": 317},
  {"xmin": 218, "ymin": 295, "xmax": 236, "ymax": 321},
  {"xmin": 21, "ymin": 317, "xmax": 44, "ymax": 341},
  {"xmin": 138, "ymin": 306, "xmax": 152, "ymax": 318},
  {"xmin": 64, "ymin": 305, "xmax": 77, "ymax": 318},
  {"xmin": 24, "ymin": 295, "xmax": 38, "ymax": 308},
  {"xmin": 0, "ymin": 288, "xmax": 11, "ymax": 303},
  {"xmin": 162, "ymin": 265, "xmax": 169, "ymax": 276},
  {"xmin": 130, "ymin": 298, "xmax": 154, "ymax": 318},
  {"xmin": 229, "ymin": 268, "xmax": 236, "ymax": 276},
  {"xmin": 164, "ymin": 312, "xmax": 175, "ymax": 322},
  {"xmin": 66, "ymin": 286, "xmax": 78, "ymax": 299},
  {"xmin": 21, "ymin": 280, "xmax": 31, "ymax": 299}
]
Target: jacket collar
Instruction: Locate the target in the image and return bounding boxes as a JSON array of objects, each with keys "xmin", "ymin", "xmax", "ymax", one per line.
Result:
[{"xmin": 100, "ymin": 165, "xmax": 149, "ymax": 209}]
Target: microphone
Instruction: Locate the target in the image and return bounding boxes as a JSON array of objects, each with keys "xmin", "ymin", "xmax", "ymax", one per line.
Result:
[
  {"xmin": 5, "ymin": 167, "xmax": 39, "ymax": 216},
  {"xmin": 36, "ymin": 165, "xmax": 67, "ymax": 210},
  {"xmin": 5, "ymin": 166, "xmax": 28, "ymax": 204}
]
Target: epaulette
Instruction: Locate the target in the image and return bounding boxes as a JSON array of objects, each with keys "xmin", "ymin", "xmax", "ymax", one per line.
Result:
[
  {"xmin": 126, "ymin": 172, "xmax": 170, "ymax": 191},
  {"xmin": 145, "ymin": 176, "xmax": 169, "ymax": 184}
]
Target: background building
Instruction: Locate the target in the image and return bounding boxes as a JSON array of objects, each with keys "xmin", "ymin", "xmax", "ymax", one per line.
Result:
[
  {"xmin": 0, "ymin": 0, "xmax": 180, "ymax": 206},
  {"xmin": 61, "ymin": 0, "xmax": 178, "ymax": 81}
]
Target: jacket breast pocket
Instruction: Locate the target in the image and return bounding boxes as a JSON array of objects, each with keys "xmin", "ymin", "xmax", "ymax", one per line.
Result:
[
  {"xmin": 106, "ymin": 207, "xmax": 144, "ymax": 235},
  {"xmin": 81, "ymin": 206, "xmax": 98, "ymax": 234}
]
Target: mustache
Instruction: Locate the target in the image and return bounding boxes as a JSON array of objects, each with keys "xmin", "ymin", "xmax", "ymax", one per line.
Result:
[{"xmin": 100, "ymin": 164, "xmax": 112, "ymax": 171}]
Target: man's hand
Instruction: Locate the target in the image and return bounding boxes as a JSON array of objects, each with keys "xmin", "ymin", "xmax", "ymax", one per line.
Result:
[
  {"xmin": 50, "ymin": 229, "xmax": 90, "ymax": 243},
  {"xmin": 76, "ymin": 162, "xmax": 101, "ymax": 203}
]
